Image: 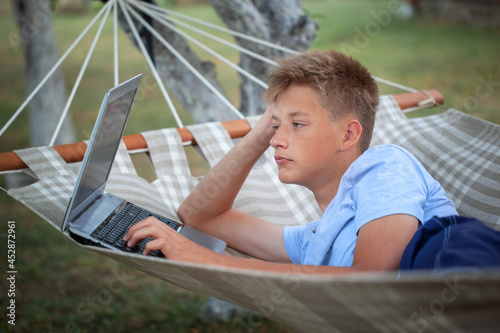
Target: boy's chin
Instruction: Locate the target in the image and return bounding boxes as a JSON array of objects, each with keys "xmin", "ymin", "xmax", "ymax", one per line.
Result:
[{"xmin": 278, "ymin": 173, "xmax": 298, "ymax": 185}]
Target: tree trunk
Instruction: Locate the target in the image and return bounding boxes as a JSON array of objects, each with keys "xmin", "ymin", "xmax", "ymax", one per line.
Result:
[
  {"xmin": 11, "ymin": 0, "xmax": 76, "ymax": 147},
  {"xmin": 209, "ymin": 0, "xmax": 318, "ymax": 115}
]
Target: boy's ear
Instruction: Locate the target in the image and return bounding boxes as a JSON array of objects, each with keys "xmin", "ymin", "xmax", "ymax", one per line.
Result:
[{"xmin": 341, "ymin": 119, "xmax": 362, "ymax": 151}]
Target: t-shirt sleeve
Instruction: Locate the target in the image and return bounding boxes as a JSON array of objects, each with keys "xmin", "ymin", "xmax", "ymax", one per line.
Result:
[
  {"xmin": 283, "ymin": 225, "xmax": 306, "ymax": 264},
  {"xmin": 283, "ymin": 221, "xmax": 320, "ymax": 264},
  {"xmin": 351, "ymin": 147, "xmax": 429, "ymax": 232}
]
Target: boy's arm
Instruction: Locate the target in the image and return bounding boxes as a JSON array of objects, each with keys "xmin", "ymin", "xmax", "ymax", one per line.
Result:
[
  {"xmin": 177, "ymin": 105, "xmax": 291, "ymax": 262},
  {"xmin": 353, "ymin": 214, "xmax": 419, "ymax": 271},
  {"xmin": 178, "ymin": 107, "xmax": 274, "ymax": 225},
  {"xmin": 124, "ymin": 213, "xmax": 418, "ymax": 273}
]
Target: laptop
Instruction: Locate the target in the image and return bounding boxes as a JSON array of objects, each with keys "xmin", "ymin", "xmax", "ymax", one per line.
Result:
[{"xmin": 61, "ymin": 74, "xmax": 226, "ymax": 257}]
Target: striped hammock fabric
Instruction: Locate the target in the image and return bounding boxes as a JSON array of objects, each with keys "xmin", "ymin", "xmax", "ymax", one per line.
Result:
[{"xmin": 7, "ymin": 95, "xmax": 500, "ymax": 332}]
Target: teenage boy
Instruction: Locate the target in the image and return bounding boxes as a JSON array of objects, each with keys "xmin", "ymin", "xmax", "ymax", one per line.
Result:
[{"xmin": 124, "ymin": 50, "xmax": 458, "ymax": 273}]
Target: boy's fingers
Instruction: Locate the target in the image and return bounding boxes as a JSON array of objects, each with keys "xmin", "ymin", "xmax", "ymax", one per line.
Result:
[
  {"xmin": 124, "ymin": 217, "xmax": 159, "ymax": 242},
  {"xmin": 125, "ymin": 226, "xmax": 153, "ymax": 247},
  {"xmin": 125, "ymin": 217, "xmax": 179, "ymax": 247},
  {"xmin": 143, "ymin": 238, "xmax": 169, "ymax": 256}
]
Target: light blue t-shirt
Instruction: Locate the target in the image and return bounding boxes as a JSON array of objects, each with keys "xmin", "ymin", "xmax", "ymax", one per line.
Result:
[{"xmin": 283, "ymin": 144, "xmax": 458, "ymax": 266}]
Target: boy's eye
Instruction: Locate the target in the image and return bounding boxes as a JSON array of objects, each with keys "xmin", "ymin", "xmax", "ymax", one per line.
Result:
[
  {"xmin": 272, "ymin": 124, "xmax": 280, "ymax": 132},
  {"xmin": 293, "ymin": 122, "xmax": 304, "ymax": 128}
]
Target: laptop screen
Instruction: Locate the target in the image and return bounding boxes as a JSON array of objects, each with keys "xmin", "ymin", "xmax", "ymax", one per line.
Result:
[
  {"xmin": 72, "ymin": 88, "xmax": 137, "ymax": 209},
  {"xmin": 61, "ymin": 74, "xmax": 142, "ymax": 232}
]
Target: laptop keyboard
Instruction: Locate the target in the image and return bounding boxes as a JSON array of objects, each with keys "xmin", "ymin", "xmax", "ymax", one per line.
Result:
[{"xmin": 91, "ymin": 203, "xmax": 180, "ymax": 257}]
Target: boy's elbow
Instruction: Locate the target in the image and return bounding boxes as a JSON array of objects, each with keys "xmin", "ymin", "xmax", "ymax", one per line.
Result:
[{"xmin": 177, "ymin": 202, "xmax": 199, "ymax": 227}]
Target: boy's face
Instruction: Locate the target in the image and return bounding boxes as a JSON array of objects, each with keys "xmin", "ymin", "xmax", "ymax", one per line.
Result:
[{"xmin": 271, "ymin": 85, "xmax": 347, "ymax": 190}]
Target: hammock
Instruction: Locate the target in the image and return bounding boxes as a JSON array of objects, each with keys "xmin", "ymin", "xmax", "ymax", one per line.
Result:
[
  {"xmin": 2, "ymin": 1, "xmax": 500, "ymax": 332},
  {"xmin": 4, "ymin": 94, "xmax": 500, "ymax": 332}
]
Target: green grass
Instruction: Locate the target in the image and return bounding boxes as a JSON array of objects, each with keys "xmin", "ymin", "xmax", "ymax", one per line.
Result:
[{"xmin": 1, "ymin": 0, "xmax": 499, "ymax": 332}]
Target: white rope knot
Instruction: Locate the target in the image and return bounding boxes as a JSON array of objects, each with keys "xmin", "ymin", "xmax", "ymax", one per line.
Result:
[{"xmin": 418, "ymin": 90, "xmax": 437, "ymax": 109}]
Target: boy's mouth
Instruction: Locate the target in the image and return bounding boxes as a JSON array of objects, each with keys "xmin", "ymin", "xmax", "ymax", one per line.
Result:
[{"xmin": 274, "ymin": 155, "xmax": 291, "ymax": 164}]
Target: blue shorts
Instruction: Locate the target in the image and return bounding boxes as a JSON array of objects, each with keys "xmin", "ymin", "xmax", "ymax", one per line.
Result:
[{"xmin": 400, "ymin": 215, "xmax": 500, "ymax": 271}]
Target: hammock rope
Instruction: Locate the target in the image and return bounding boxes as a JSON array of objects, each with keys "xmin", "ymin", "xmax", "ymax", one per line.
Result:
[
  {"xmin": 136, "ymin": 0, "xmax": 301, "ymax": 56},
  {"xmin": 0, "ymin": 1, "xmax": 113, "ymax": 140},
  {"xmin": 113, "ymin": 0, "xmax": 120, "ymax": 86},
  {"xmin": 122, "ymin": 0, "xmax": 244, "ymax": 120},
  {"xmin": 0, "ymin": 0, "xmax": 438, "ymax": 147},
  {"xmin": 119, "ymin": 0, "xmax": 185, "ymax": 128},
  {"xmin": 50, "ymin": 2, "xmax": 114, "ymax": 145},
  {"xmin": 132, "ymin": 0, "xmax": 279, "ymax": 67},
  {"xmin": 128, "ymin": 0, "xmax": 269, "ymax": 89},
  {"xmin": 134, "ymin": 0, "xmax": 423, "ymax": 93}
]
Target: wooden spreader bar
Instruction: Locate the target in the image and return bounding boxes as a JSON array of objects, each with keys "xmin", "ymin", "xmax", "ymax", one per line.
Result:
[{"xmin": 0, "ymin": 90, "xmax": 443, "ymax": 172}]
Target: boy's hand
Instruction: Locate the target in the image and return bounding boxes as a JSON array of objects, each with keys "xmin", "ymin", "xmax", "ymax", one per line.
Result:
[
  {"xmin": 123, "ymin": 218, "xmax": 222, "ymax": 264},
  {"xmin": 250, "ymin": 102, "xmax": 276, "ymax": 146}
]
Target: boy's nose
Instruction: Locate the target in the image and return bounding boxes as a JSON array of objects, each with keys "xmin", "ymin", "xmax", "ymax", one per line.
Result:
[{"xmin": 270, "ymin": 127, "xmax": 288, "ymax": 149}]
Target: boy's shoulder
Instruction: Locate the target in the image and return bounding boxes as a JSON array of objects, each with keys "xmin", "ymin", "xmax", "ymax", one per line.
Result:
[
  {"xmin": 342, "ymin": 143, "xmax": 440, "ymax": 198},
  {"xmin": 362, "ymin": 144, "xmax": 414, "ymax": 160},
  {"xmin": 350, "ymin": 144, "xmax": 421, "ymax": 176}
]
